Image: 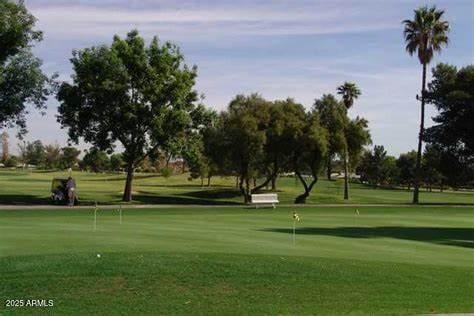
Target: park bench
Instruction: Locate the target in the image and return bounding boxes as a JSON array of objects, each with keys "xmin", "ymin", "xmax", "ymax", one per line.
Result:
[{"xmin": 250, "ymin": 193, "xmax": 279, "ymax": 209}]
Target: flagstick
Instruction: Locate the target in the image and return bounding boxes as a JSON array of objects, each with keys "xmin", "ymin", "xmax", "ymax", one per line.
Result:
[
  {"xmin": 94, "ymin": 202, "xmax": 97, "ymax": 231},
  {"xmin": 293, "ymin": 220, "xmax": 296, "ymax": 245}
]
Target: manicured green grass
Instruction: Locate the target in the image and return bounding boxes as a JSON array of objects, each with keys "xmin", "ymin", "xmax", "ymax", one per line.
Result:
[
  {"xmin": 0, "ymin": 169, "xmax": 472, "ymax": 205},
  {"xmin": 1, "ymin": 206, "xmax": 473, "ymax": 314}
]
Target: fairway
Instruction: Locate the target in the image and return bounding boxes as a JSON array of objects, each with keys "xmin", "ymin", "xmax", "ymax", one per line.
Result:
[
  {"xmin": 1, "ymin": 170, "xmax": 473, "ymax": 206},
  {"xmin": 1, "ymin": 206, "xmax": 473, "ymax": 315}
]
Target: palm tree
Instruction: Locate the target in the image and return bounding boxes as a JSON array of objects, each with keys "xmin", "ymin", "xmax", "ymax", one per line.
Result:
[
  {"xmin": 403, "ymin": 6, "xmax": 449, "ymax": 204},
  {"xmin": 337, "ymin": 82, "xmax": 361, "ymax": 200}
]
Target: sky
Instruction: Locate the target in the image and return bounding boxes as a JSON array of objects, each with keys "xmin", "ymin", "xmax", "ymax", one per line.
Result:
[{"xmin": 5, "ymin": 0, "xmax": 474, "ymax": 156}]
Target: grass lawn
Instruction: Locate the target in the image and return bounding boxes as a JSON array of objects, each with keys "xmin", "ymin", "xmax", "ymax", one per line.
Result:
[
  {"xmin": 0, "ymin": 169, "xmax": 473, "ymax": 205},
  {"xmin": 0, "ymin": 206, "xmax": 473, "ymax": 314}
]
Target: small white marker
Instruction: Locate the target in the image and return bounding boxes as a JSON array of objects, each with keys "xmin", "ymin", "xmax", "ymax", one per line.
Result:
[{"xmin": 97, "ymin": 254, "xmax": 101, "ymax": 258}]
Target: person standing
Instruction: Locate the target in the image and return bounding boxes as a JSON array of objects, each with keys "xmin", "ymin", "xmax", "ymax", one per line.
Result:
[{"xmin": 66, "ymin": 177, "xmax": 76, "ymax": 206}]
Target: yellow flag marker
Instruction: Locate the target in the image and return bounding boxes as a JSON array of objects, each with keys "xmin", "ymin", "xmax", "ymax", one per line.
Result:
[{"xmin": 292, "ymin": 211, "xmax": 301, "ymax": 244}]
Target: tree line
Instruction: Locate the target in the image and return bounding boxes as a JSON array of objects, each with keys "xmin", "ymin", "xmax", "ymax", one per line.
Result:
[{"xmin": 0, "ymin": 1, "xmax": 472, "ymax": 203}]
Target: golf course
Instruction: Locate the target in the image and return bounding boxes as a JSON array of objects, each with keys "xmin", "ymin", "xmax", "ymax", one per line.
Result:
[
  {"xmin": 1, "ymin": 0, "xmax": 473, "ymax": 314},
  {"xmin": 1, "ymin": 171, "xmax": 473, "ymax": 314},
  {"xmin": 0, "ymin": 169, "xmax": 473, "ymax": 206},
  {"xmin": 1, "ymin": 205, "xmax": 473, "ymax": 314}
]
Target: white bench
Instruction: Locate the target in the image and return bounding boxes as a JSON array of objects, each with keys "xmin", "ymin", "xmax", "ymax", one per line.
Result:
[{"xmin": 250, "ymin": 193, "xmax": 279, "ymax": 208}]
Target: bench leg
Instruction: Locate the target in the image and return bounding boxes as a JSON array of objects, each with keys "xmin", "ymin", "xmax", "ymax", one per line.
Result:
[{"xmin": 272, "ymin": 203, "xmax": 275, "ymax": 209}]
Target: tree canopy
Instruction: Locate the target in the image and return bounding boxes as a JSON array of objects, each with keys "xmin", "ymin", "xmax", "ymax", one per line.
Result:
[
  {"xmin": 0, "ymin": 0, "xmax": 54, "ymax": 135},
  {"xmin": 57, "ymin": 30, "xmax": 201, "ymax": 201},
  {"xmin": 424, "ymin": 63, "xmax": 474, "ymax": 187}
]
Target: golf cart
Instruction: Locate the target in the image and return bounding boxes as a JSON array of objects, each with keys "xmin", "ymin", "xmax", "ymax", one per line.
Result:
[{"xmin": 51, "ymin": 177, "xmax": 78, "ymax": 205}]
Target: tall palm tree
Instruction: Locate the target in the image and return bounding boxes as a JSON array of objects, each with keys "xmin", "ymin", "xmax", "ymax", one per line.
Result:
[
  {"xmin": 337, "ymin": 82, "xmax": 361, "ymax": 200},
  {"xmin": 403, "ymin": 6, "xmax": 449, "ymax": 204}
]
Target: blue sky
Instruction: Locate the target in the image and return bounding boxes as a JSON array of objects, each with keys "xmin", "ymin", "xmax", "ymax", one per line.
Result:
[{"xmin": 6, "ymin": 0, "xmax": 474, "ymax": 155}]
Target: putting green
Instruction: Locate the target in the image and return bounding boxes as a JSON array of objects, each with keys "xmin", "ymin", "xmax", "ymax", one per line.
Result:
[{"xmin": 0, "ymin": 206, "xmax": 473, "ymax": 314}]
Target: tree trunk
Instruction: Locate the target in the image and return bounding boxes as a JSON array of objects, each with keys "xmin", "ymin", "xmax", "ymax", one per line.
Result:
[
  {"xmin": 251, "ymin": 176, "xmax": 273, "ymax": 193},
  {"xmin": 239, "ymin": 176, "xmax": 251, "ymax": 203},
  {"xmin": 295, "ymin": 171, "xmax": 318, "ymax": 204},
  {"xmin": 327, "ymin": 157, "xmax": 332, "ymax": 180},
  {"xmin": 413, "ymin": 63, "xmax": 427, "ymax": 204},
  {"xmin": 122, "ymin": 163, "xmax": 134, "ymax": 202},
  {"xmin": 207, "ymin": 175, "xmax": 211, "ymax": 187},
  {"xmin": 271, "ymin": 175, "xmax": 277, "ymax": 191},
  {"xmin": 343, "ymin": 145, "xmax": 349, "ymax": 200},
  {"xmin": 245, "ymin": 177, "xmax": 251, "ymax": 203}
]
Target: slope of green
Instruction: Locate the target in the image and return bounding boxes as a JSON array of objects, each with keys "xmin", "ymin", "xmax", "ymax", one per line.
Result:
[{"xmin": 1, "ymin": 206, "xmax": 473, "ymax": 314}]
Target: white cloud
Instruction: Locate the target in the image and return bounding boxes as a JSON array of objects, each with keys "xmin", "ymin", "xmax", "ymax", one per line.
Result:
[{"xmin": 30, "ymin": 4, "xmax": 398, "ymax": 40}]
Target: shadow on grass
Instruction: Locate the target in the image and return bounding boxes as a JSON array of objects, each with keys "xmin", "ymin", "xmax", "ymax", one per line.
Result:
[
  {"xmin": 180, "ymin": 189, "xmax": 242, "ymax": 200},
  {"xmin": 141, "ymin": 183, "xmax": 232, "ymax": 188},
  {"xmin": 133, "ymin": 191, "xmax": 241, "ymax": 205},
  {"xmin": 87, "ymin": 174, "xmax": 159, "ymax": 182},
  {"xmin": 0, "ymin": 194, "xmax": 50, "ymax": 205},
  {"xmin": 260, "ymin": 226, "xmax": 474, "ymax": 249}
]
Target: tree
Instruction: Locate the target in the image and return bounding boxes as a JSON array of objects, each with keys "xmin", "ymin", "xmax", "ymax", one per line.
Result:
[
  {"xmin": 255, "ymin": 98, "xmax": 306, "ymax": 192},
  {"xmin": 60, "ymin": 146, "xmax": 81, "ymax": 169},
  {"xmin": 358, "ymin": 145, "xmax": 398, "ymax": 187},
  {"xmin": 313, "ymin": 94, "xmax": 346, "ymax": 180},
  {"xmin": 57, "ymin": 30, "xmax": 200, "ymax": 201},
  {"xmin": 403, "ymin": 5, "xmax": 450, "ymax": 203},
  {"xmin": 19, "ymin": 140, "xmax": 44, "ymax": 166},
  {"xmin": 424, "ymin": 63, "xmax": 473, "ymax": 188},
  {"xmin": 396, "ymin": 150, "xmax": 417, "ymax": 190},
  {"xmin": 0, "ymin": 0, "xmax": 55, "ymax": 135},
  {"xmin": 346, "ymin": 117, "xmax": 371, "ymax": 175},
  {"xmin": 291, "ymin": 111, "xmax": 328, "ymax": 203},
  {"xmin": 209, "ymin": 94, "xmax": 271, "ymax": 202},
  {"xmin": 337, "ymin": 82, "xmax": 361, "ymax": 200},
  {"xmin": 82, "ymin": 148, "xmax": 110, "ymax": 173},
  {"xmin": 43, "ymin": 144, "xmax": 61, "ymax": 169},
  {"xmin": 422, "ymin": 145, "xmax": 443, "ymax": 191},
  {"xmin": 4, "ymin": 155, "xmax": 18, "ymax": 168},
  {"xmin": 110, "ymin": 154, "xmax": 124, "ymax": 171},
  {"xmin": 185, "ymin": 105, "xmax": 218, "ymax": 185},
  {"xmin": 1, "ymin": 131, "xmax": 9, "ymax": 162}
]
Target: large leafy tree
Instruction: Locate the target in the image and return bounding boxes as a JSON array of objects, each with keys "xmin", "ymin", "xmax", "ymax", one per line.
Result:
[
  {"xmin": 421, "ymin": 145, "xmax": 443, "ymax": 191},
  {"xmin": 0, "ymin": 0, "xmax": 54, "ymax": 135},
  {"xmin": 337, "ymin": 82, "xmax": 361, "ymax": 200},
  {"xmin": 346, "ymin": 116, "xmax": 371, "ymax": 174},
  {"xmin": 57, "ymin": 30, "xmax": 200, "ymax": 201},
  {"xmin": 358, "ymin": 145, "xmax": 398, "ymax": 187},
  {"xmin": 313, "ymin": 94, "xmax": 346, "ymax": 180},
  {"xmin": 402, "ymin": 5, "xmax": 449, "ymax": 203},
  {"xmin": 291, "ymin": 110, "xmax": 328, "ymax": 203},
  {"xmin": 208, "ymin": 94, "xmax": 270, "ymax": 202},
  {"xmin": 81, "ymin": 148, "xmax": 110, "ymax": 173},
  {"xmin": 396, "ymin": 150, "xmax": 417, "ymax": 190},
  {"xmin": 18, "ymin": 139, "xmax": 44, "ymax": 166},
  {"xmin": 424, "ymin": 63, "xmax": 473, "ymax": 187},
  {"xmin": 254, "ymin": 98, "xmax": 306, "ymax": 192},
  {"xmin": 43, "ymin": 144, "xmax": 61, "ymax": 169},
  {"xmin": 60, "ymin": 146, "xmax": 81, "ymax": 169},
  {"xmin": 181, "ymin": 106, "xmax": 218, "ymax": 186}
]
